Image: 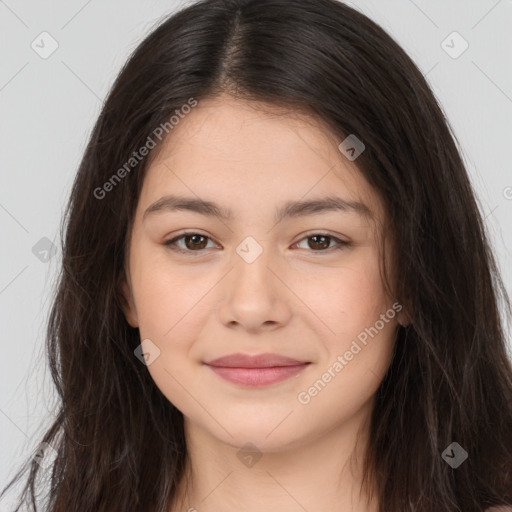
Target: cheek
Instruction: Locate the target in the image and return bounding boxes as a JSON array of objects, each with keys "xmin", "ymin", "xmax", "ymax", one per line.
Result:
[
  {"xmin": 296, "ymin": 249, "xmax": 390, "ymax": 337},
  {"xmin": 130, "ymin": 246, "xmax": 215, "ymax": 339},
  {"xmin": 129, "ymin": 253, "xmax": 209, "ymax": 409},
  {"xmin": 298, "ymin": 250, "xmax": 397, "ymax": 384}
]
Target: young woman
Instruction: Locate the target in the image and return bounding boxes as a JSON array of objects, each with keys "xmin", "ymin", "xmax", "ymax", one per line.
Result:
[{"xmin": 2, "ymin": 0, "xmax": 512, "ymax": 510}]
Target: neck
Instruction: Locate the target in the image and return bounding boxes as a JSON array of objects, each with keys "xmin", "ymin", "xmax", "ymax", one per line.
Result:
[{"xmin": 170, "ymin": 399, "xmax": 379, "ymax": 512}]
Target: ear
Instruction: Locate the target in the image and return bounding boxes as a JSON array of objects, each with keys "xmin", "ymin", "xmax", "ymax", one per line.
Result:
[{"xmin": 118, "ymin": 278, "xmax": 139, "ymax": 328}]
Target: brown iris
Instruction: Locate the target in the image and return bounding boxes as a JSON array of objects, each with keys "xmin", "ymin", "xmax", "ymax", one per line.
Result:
[
  {"xmin": 183, "ymin": 234, "xmax": 209, "ymax": 250},
  {"xmin": 307, "ymin": 235, "xmax": 331, "ymax": 250}
]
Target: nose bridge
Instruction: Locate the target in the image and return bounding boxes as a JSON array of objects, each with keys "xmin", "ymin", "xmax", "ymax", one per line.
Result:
[
  {"xmin": 217, "ymin": 235, "xmax": 292, "ymax": 331},
  {"xmin": 232, "ymin": 234, "xmax": 275, "ymax": 288}
]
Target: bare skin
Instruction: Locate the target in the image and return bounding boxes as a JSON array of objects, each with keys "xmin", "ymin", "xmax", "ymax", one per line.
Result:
[{"xmin": 121, "ymin": 94, "xmax": 407, "ymax": 512}]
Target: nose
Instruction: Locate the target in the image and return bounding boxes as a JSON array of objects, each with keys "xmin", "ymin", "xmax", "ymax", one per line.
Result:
[{"xmin": 217, "ymin": 244, "xmax": 293, "ymax": 333}]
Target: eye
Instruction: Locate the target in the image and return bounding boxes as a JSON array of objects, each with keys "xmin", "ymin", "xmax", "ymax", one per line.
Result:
[
  {"xmin": 164, "ymin": 232, "xmax": 218, "ymax": 254},
  {"xmin": 293, "ymin": 233, "xmax": 349, "ymax": 252},
  {"xmin": 164, "ymin": 231, "xmax": 349, "ymax": 255}
]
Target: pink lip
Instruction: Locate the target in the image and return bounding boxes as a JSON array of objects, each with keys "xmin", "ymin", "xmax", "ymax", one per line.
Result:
[{"xmin": 204, "ymin": 353, "xmax": 311, "ymax": 386}]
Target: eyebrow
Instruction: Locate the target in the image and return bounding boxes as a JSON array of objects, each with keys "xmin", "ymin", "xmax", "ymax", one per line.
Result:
[{"xmin": 143, "ymin": 194, "xmax": 374, "ymax": 223}]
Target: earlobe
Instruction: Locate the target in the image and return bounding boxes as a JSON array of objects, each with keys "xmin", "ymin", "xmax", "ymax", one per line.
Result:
[
  {"xmin": 118, "ymin": 279, "xmax": 139, "ymax": 328},
  {"xmin": 397, "ymin": 310, "xmax": 410, "ymax": 327}
]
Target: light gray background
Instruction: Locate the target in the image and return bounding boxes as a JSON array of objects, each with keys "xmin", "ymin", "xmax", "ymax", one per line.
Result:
[{"xmin": 1, "ymin": 0, "xmax": 511, "ymax": 505}]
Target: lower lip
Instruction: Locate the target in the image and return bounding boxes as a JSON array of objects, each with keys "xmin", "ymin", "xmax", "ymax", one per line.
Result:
[{"xmin": 206, "ymin": 364, "xmax": 310, "ymax": 386}]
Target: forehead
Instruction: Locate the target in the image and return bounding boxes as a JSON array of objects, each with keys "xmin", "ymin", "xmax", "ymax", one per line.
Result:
[{"xmin": 138, "ymin": 95, "xmax": 385, "ymax": 226}]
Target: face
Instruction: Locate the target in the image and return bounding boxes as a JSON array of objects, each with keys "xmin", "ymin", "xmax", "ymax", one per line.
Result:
[{"xmin": 121, "ymin": 95, "xmax": 402, "ymax": 452}]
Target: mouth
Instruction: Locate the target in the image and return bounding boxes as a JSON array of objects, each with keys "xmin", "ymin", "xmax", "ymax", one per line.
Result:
[{"xmin": 203, "ymin": 353, "xmax": 312, "ymax": 386}]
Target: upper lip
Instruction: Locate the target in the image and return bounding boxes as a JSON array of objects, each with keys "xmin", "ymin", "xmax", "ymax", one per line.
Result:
[{"xmin": 204, "ymin": 353, "xmax": 309, "ymax": 368}]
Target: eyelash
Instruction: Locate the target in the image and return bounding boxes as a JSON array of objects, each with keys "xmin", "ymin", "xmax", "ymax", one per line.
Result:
[{"xmin": 163, "ymin": 231, "xmax": 350, "ymax": 255}]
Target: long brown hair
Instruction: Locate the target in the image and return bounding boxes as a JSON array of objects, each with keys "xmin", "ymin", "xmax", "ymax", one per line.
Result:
[{"xmin": 2, "ymin": 0, "xmax": 512, "ymax": 510}]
